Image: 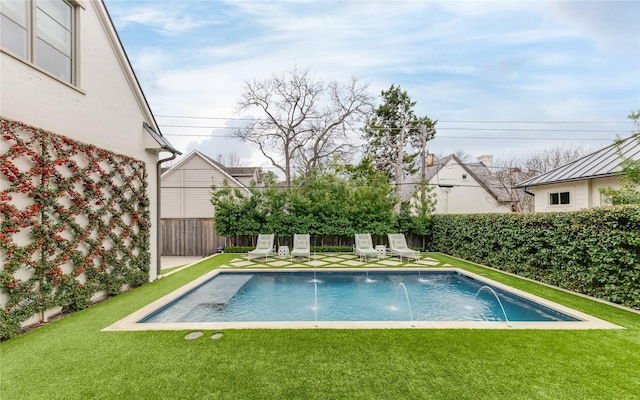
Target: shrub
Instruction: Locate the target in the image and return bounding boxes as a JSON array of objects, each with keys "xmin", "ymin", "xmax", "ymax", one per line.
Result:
[{"xmin": 430, "ymin": 206, "xmax": 640, "ymax": 309}]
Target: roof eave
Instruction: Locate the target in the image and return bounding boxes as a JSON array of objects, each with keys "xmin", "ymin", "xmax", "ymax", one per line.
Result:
[
  {"xmin": 143, "ymin": 122, "xmax": 181, "ymax": 155},
  {"xmin": 514, "ymin": 172, "xmax": 622, "ymax": 189}
]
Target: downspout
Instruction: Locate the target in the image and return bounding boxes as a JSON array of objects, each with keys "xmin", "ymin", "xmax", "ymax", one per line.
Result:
[
  {"xmin": 524, "ymin": 187, "xmax": 535, "ymax": 197},
  {"xmin": 156, "ymin": 150, "xmax": 178, "ymax": 278}
]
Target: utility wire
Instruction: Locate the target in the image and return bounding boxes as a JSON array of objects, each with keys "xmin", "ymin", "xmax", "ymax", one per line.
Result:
[
  {"xmin": 156, "ymin": 115, "xmax": 632, "ymax": 124},
  {"xmin": 158, "ymin": 124, "xmax": 628, "ymax": 133},
  {"xmin": 161, "ymin": 133, "xmax": 618, "ymax": 141},
  {"xmin": 164, "ymin": 182, "xmax": 524, "ymax": 191}
]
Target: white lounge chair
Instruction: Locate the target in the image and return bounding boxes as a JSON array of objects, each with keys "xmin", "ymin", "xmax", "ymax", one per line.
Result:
[
  {"xmin": 354, "ymin": 233, "xmax": 379, "ymax": 262},
  {"xmin": 248, "ymin": 234, "xmax": 275, "ymax": 260},
  {"xmin": 387, "ymin": 233, "xmax": 420, "ymax": 261},
  {"xmin": 290, "ymin": 234, "xmax": 311, "ymax": 262}
]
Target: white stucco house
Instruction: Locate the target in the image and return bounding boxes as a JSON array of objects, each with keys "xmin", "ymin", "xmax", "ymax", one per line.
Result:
[
  {"xmin": 160, "ymin": 150, "xmax": 264, "ymax": 255},
  {"xmin": 404, "ymin": 154, "xmax": 515, "ymax": 214},
  {"xmin": 515, "ymin": 137, "xmax": 640, "ymax": 212},
  {"xmin": 1, "ymin": 0, "xmax": 178, "ymax": 332}
]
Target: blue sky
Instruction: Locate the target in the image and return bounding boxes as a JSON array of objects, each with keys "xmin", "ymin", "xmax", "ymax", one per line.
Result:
[{"xmin": 104, "ymin": 0, "xmax": 640, "ymax": 169}]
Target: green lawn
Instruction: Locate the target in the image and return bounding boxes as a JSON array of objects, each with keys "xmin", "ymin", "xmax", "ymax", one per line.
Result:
[{"xmin": 2, "ymin": 253, "xmax": 639, "ymax": 400}]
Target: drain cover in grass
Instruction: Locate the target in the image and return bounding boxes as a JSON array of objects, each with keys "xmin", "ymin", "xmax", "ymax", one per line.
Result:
[
  {"xmin": 185, "ymin": 331, "xmax": 203, "ymax": 340},
  {"xmin": 211, "ymin": 333, "xmax": 223, "ymax": 339}
]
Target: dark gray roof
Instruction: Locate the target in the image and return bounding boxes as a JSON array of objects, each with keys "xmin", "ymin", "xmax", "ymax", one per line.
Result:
[
  {"xmin": 226, "ymin": 167, "xmax": 260, "ymax": 176},
  {"xmin": 198, "ymin": 153, "xmax": 263, "ymax": 182},
  {"xmin": 515, "ymin": 136, "xmax": 640, "ymax": 188},
  {"xmin": 463, "ymin": 160, "xmax": 512, "ymax": 202},
  {"xmin": 404, "ymin": 154, "xmax": 511, "ymax": 203}
]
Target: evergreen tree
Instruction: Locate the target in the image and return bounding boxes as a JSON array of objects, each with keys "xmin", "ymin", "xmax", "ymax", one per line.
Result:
[{"xmin": 363, "ymin": 85, "xmax": 436, "ymax": 212}]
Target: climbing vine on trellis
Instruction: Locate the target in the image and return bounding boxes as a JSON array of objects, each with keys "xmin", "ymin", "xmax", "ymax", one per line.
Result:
[{"xmin": 0, "ymin": 117, "xmax": 150, "ymax": 339}]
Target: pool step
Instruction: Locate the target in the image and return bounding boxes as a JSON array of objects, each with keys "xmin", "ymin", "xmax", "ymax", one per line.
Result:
[
  {"xmin": 175, "ymin": 275, "xmax": 253, "ymax": 322},
  {"xmin": 141, "ymin": 274, "xmax": 254, "ymax": 323},
  {"xmin": 205, "ymin": 274, "xmax": 254, "ymax": 304}
]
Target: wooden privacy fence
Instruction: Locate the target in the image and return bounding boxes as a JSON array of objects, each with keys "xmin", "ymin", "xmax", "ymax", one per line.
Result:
[
  {"xmin": 161, "ymin": 219, "xmax": 429, "ymax": 256},
  {"xmin": 161, "ymin": 219, "xmax": 226, "ymax": 257}
]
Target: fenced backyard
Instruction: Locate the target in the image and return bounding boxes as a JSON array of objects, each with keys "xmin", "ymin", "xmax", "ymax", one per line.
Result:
[
  {"xmin": 161, "ymin": 218, "xmax": 427, "ymax": 256},
  {"xmin": 161, "ymin": 218, "xmax": 223, "ymax": 257},
  {"xmin": 2, "ymin": 253, "xmax": 639, "ymax": 399}
]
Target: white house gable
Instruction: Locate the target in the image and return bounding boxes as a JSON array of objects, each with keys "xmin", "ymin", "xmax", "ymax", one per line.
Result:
[
  {"xmin": 404, "ymin": 154, "xmax": 513, "ymax": 214},
  {"xmin": 161, "ymin": 151, "xmax": 252, "ymax": 219},
  {"xmin": 1, "ymin": 1, "xmax": 167, "ymax": 156}
]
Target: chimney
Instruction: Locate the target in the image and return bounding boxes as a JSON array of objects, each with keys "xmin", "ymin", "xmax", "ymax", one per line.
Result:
[{"xmin": 477, "ymin": 155, "xmax": 493, "ymax": 169}]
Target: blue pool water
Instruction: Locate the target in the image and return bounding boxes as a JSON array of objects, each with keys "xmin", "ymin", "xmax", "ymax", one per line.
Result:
[{"xmin": 139, "ymin": 271, "xmax": 578, "ymax": 323}]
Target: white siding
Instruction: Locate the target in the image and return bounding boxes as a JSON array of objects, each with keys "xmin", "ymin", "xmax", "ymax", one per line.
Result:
[
  {"xmin": 532, "ymin": 176, "xmax": 624, "ymax": 212},
  {"xmin": 184, "ymin": 188, "xmax": 214, "ymax": 218},
  {"xmin": 235, "ymin": 176, "xmax": 255, "ymax": 187},
  {"xmin": 589, "ymin": 176, "xmax": 622, "ymax": 207},
  {"xmin": 427, "ymin": 159, "xmax": 511, "ymax": 214},
  {"xmin": 161, "ymin": 153, "xmax": 240, "ymax": 218},
  {"xmin": 161, "ymin": 187, "xmax": 183, "ymax": 218},
  {"xmin": 1, "ymin": 3, "xmax": 158, "ymax": 157},
  {"xmin": 1, "ymin": 3, "xmax": 164, "ymax": 277}
]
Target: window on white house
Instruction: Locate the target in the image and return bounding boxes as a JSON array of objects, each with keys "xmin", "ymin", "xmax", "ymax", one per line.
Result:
[
  {"xmin": 462, "ymin": 174, "xmax": 467, "ymax": 180},
  {"xmin": 0, "ymin": 1, "xmax": 28, "ymax": 58},
  {"xmin": 1, "ymin": 0, "xmax": 75, "ymax": 83},
  {"xmin": 549, "ymin": 191, "xmax": 570, "ymax": 205}
]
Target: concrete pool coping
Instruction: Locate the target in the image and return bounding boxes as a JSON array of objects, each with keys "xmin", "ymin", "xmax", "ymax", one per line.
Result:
[{"xmin": 104, "ymin": 267, "xmax": 623, "ymax": 331}]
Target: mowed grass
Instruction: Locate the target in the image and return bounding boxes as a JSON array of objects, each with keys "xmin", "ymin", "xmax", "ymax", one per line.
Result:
[{"xmin": 2, "ymin": 253, "xmax": 639, "ymax": 400}]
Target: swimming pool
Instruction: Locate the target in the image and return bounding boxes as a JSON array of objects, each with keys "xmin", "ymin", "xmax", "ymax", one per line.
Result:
[
  {"xmin": 106, "ymin": 268, "xmax": 621, "ymax": 330},
  {"xmin": 139, "ymin": 270, "xmax": 576, "ymax": 323}
]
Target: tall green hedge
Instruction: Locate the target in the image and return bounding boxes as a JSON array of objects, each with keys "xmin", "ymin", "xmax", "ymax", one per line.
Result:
[{"xmin": 430, "ymin": 206, "xmax": 640, "ymax": 309}]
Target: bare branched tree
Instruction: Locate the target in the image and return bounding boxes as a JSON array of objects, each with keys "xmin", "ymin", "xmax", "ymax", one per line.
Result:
[
  {"xmin": 494, "ymin": 157, "xmax": 533, "ymax": 212},
  {"xmin": 216, "ymin": 153, "xmax": 243, "ymax": 167},
  {"xmin": 494, "ymin": 144, "xmax": 587, "ymax": 211},
  {"xmin": 234, "ymin": 68, "xmax": 373, "ymax": 185},
  {"xmin": 525, "ymin": 144, "xmax": 587, "ymax": 175},
  {"xmin": 434, "ymin": 150, "xmax": 471, "ymax": 163}
]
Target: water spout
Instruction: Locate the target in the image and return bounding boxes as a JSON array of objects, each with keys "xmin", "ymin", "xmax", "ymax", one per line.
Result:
[
  {"xmin": 314, "ymin": 281, "xmax": 318, "ymax": 326},
  {"xmin": 309, "ymin": 269, "xmax": 322, "ymax": 283},
  {"xmin": 417, "ymin": 268, "xmax": 429, "ymax": 283},
  {"xmin": 365, "ymin": 270, "xmax": 376, "ymax": 283},
  {"xmin": 474, "ymin": 286, "xmax": 510, "ymax": 326},
  {"xmin": 399, "ymin": 282, "xmax": 414, "ymax": 322}
]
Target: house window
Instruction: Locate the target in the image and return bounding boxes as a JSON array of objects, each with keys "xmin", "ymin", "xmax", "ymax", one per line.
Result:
[
  {"xmin": 462, "ymin": 174, "xmax": 467, "ymax": 180},
  {"xmin": 549, "ymin": 191, "xmax": 570, "ymax": 205},
  {"xmin": 1, "ymin": 0, "xmax": 75, "ymax": 83}
]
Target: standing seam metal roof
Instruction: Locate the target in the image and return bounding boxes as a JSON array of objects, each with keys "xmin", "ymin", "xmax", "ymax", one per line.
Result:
[{"xmin": 514, "ymin": 136, "xmax": 640, "ymax": 188}]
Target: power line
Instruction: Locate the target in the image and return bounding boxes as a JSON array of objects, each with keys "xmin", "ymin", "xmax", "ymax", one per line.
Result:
[
  {"xmin": 158, "ymin": 124, "xmax": 628, "ymax": 133},
  {"xmin": 161, "ymin": 132, "xmax": 616, "ymax": 141},
  {"xmin": 158, "ymin": 115, "xmax": 257, "ymax": 121},
  {"xmin": 166, "ymin": 163, "xmax": 540, "ymax": 173},
  {"xmin": 156, "ymin": 115, "xmax": 632, "ymax": 124},
  {"xmin": 163, "ymin": 181, "xmax": 526, "ymax": 191}
]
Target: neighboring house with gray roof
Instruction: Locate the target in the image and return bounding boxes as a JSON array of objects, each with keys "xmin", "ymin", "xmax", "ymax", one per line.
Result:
[
  {"xmin": 160, "ymin": 150, "xmax": 264, "ymax": 255},
  {"xmin": 404, "ymin": 154, "xmax": 515, "ymax": 214},
  {"xmin": 515, "ymin": 137, "xmax": 640, "ymax": 212}
]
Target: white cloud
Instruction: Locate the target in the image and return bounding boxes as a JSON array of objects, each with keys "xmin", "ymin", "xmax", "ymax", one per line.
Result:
[
  {"xmin": 545, "ymin": 1, "xmax": 640, "ymax": 54},
  {"xmin": 108, "ymin": 2, "xmax": 224, "ymax": 34},
  {"xmin": 104, "ymin": 0, "xmax": 639, "ymax": 168}
]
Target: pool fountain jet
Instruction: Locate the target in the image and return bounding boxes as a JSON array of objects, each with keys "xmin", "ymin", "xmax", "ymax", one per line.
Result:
[
  {"xmin": 474, "ymin": 286, "xmax": 511, "ymax": 327},
  {"xmin": 365, "ymin": 270, "xmax": 377, "ymax": 283},
  {"xmin": 313, "ymin": 281, "xmax": 319, "ymax": 327},
  {"xmin": 417, "ymin": 268, "xmax": 430, "ymax": 283},
  {"xmin": 399, "ymin": 282, "xmax": 414, "ymax": 324},
  {"xmin": 309, "ymin": 268, "xmax": 322, "ymax": 284}
]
